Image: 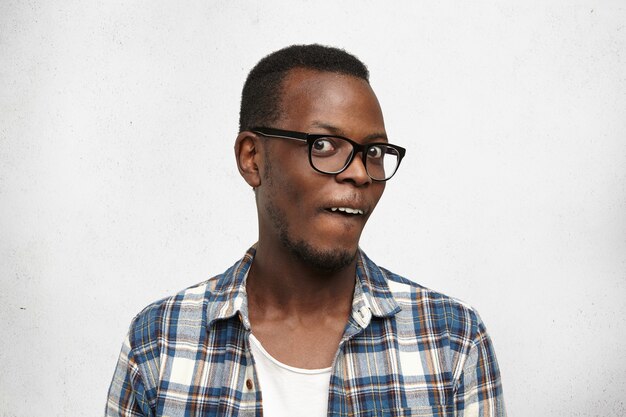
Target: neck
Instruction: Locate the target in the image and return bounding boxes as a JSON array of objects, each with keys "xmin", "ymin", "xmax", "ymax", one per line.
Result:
[{"xmin": 247, "ymin": 240, "xmax": 357, "ymax": 317}]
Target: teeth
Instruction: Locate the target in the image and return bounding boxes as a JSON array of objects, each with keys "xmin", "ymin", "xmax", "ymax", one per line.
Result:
[{"xmin": 330, "ymin": 207, "xmax": 364, "ymax": 215}]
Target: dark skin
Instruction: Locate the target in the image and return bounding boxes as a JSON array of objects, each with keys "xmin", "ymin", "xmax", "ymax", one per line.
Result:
[{"xmin": 234, "ymin": 68, "xmax": 387, "ymax": 369}]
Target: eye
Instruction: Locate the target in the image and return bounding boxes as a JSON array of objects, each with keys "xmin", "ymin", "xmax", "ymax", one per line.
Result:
[
  {"xmin": 367, "ymin": 145, "xmax": 384, "ymax": 159},
  {"xmin": 311, "ymin": 138, "xmax": 337, "ymax": 155}
]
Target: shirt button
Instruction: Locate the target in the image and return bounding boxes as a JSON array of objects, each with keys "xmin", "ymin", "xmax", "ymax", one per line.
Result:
[{"xmin": 246, "ymin": 379, "xmax": 253, "ymax": 390}]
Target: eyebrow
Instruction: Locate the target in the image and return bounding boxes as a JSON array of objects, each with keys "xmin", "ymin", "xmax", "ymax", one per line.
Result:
[{"xmin": 309, "ymin": 121, "xmax": 388, "ymax": 142}]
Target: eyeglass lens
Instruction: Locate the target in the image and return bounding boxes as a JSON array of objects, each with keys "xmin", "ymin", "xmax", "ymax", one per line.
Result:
[{"xmin": 310, "ymin": 137, "xmax": 400, "ymax": 181}]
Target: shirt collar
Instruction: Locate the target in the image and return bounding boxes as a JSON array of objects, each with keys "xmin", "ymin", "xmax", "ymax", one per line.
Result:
[{"xmin": 206, "ymin": 245, "xmax": 400, "ymax": 330}]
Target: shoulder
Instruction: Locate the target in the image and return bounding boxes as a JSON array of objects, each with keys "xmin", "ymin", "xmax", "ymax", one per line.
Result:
[
  {"xmin": 124, "ymin": 249, "xmax": 253, "ymax": 354},
  {"xmin": 126, "ymin": 276, "xmax": 222, "ymax": 353},
  {"xmin": 366, "ymin": 262, "xmax": 505, "ymax": 409},
  {"xmin": 380, "ymin": 266, "xmax": 487, "ymax": 344}
]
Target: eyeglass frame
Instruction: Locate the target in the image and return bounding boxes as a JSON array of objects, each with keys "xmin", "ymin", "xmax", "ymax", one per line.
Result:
[{"xmin": 250, "ymin": 127, "xmax": 406, "ymax": 182}]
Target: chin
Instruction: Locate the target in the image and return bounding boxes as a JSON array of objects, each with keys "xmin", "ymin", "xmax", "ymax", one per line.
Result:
[{"xmin": 282, "ymin": 236, "xmax": 358, "ymax": 273}]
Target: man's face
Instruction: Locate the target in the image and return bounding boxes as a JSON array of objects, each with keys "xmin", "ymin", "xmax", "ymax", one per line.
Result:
[{"xmin": 255, "ymin": 68, "xmax": 387, "ymax": 271}]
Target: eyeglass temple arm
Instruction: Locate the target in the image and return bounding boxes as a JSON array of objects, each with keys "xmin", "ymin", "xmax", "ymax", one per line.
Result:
[{"xmin": 252, "ymin": 129, "xmax": 308, "ymax": 143}]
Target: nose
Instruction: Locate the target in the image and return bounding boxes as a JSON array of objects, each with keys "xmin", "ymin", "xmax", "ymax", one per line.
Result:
[{"xmin": 335, "ymin": 153, "xmax": 372, "ymax": 186}]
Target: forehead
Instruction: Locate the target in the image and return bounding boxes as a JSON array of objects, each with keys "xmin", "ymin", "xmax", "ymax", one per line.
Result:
[{"xmin": 276, "ymin": 68, "xmax": 385, "ymax": 136}]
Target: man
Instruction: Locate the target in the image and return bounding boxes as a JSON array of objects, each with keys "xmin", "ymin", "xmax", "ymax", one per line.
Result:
[{"xmin": 106, "ymin": 44, "xmax": 506, "ymax": 416}]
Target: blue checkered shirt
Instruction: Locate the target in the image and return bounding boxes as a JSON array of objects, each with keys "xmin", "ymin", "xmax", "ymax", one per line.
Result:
[{"xmin": 106, "ymin": 247, "xmax": 506, "ymax": 416}]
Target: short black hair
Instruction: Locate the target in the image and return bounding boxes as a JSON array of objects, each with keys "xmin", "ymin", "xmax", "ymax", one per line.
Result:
[{"xmin": 238, "ymin": 44, "xmax": 370, "ymax": 132}]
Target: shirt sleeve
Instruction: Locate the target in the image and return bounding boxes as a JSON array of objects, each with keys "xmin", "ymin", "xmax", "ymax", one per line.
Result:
[
  {"xmin": 454, "ymin": 317, "xmax": 507, "ymax": 417},
  {"xmin": 105, "ymin": 334, "xmax": 154, "ymax": 417}
]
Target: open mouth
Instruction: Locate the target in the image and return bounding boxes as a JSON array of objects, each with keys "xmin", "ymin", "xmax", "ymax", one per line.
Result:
[{"xmin": 326, "ymin": 207, "xmax": 364, "ymax": 215}]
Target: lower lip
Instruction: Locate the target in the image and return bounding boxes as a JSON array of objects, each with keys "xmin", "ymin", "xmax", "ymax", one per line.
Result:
[
  {"xmin": 317, "ymin": 210, "xmax": 366, "ymax": 238},
  {"xmin": 322, "ymin": 209, "xmax": 365, "ymax": 220}
]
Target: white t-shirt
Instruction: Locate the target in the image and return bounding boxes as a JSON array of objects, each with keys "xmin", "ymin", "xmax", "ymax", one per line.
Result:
[{"xmin": 249, "ymin": 334, "xmax": 332, "ymax": 417}]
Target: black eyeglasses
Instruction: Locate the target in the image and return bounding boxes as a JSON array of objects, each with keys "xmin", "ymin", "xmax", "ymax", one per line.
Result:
[{"xmin": 251, "ymin": 127, "xmax": 406, "ymax": 181}]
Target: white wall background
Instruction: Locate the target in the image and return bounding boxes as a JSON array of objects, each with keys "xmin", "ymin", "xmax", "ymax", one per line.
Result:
[{"xmin": 1, "ymin": 1, "xmax": 625, "ymax": 416}]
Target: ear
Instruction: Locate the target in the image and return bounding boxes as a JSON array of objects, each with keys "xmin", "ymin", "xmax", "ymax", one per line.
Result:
[{"xmin": 234, "ymin": 131, "xmax": 262, "ymax": 188}]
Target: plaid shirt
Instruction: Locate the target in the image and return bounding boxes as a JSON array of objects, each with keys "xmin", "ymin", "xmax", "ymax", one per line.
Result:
[{"xmin": 106, "ymin": 247, "xmax": 506, "ymax": 417}]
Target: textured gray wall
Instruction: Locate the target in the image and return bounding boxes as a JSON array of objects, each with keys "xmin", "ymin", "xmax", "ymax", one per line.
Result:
[{"xmin": 1, "ymin": 1, "xmax": 625, "ymax": 416}]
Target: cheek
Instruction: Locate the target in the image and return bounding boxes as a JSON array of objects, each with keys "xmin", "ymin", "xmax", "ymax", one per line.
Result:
[
  {"xmin": 264, "ymin": 146, "xmax": 312, "ymax": 200},
  {"xmin": 370, "ymin": 183, "xmax": 386, "ymax": 208},
  {"xmin": 267, "ymin": 163, "xmax": 310, "ymax": 213}
]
